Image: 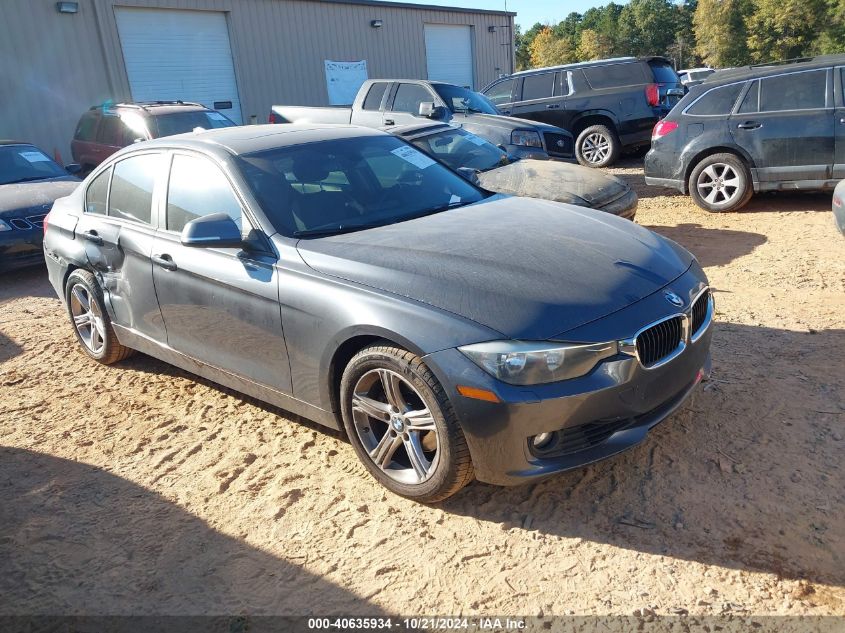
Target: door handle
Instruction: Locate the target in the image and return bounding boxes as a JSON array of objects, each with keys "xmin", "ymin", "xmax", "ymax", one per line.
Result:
[
  {"xmin": 80, "ymin": 230, "xmax": 103, "ymax": 246},
  {"xmin": 737, "ymin": 121, "xmax": 762, "ymax": 130},
  {"xmin": 384, "ymin": 119, "xmax": 395, "ymax": 126},
  {"xmin": 152, "ymin": 254, "xmax": 177, "ymax": 271},
  {"xmin": 545, "ymin": 104, "xmax": 560, "ymax": 109}
]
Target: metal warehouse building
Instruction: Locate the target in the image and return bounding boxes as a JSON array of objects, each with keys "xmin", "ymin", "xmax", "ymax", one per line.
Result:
[{"xmin": 1, "ymin": 0, "xmax": 515, "ymax": 160}]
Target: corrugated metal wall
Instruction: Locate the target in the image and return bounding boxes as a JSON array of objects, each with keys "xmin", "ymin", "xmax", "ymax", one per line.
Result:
[{"xmin": 0, "ymin": 0, "xmax": 514, "ymax": 161}]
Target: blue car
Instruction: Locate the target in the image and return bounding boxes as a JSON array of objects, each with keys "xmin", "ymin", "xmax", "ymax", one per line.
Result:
[{"xmin": 0, "ymin": 141, "xmax": 80, "ymax": 271}]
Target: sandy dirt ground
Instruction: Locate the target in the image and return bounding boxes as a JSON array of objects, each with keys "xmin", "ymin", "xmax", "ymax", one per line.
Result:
[{"xmin": 1, "ymin": 161, "xmax": 844, "ymax": 619}]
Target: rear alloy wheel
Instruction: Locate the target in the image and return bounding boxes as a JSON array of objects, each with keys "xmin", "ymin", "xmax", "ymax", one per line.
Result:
[
  {"xmin": 689, "ymin": 153, "xmax": 753, "ymax": 212},
  {"xmin": 65, "ymin": 269, "xmax": 134, "ymax": 364},
  {"xmin": 340, "ymin": 343, "xmax": 474, "ymax": 502},
  {"xmin": 575, "ymin": 124, "xmax": 620, "ymax": 168}
]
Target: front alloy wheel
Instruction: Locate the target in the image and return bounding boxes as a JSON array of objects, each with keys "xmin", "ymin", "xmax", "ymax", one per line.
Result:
[{"xmin": 340, "ymin": 343, "xmax": 474, "ymax": 502}]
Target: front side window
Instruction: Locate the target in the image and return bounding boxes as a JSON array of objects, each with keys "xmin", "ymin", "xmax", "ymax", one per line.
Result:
[
  {"xmin": 362, "ymin": 83, "xmax": 389, "ymax": 111},
  {"xmin": 411, "ymin": 128, "xmax": 505, "ymax": 172},
  {"xmin": 484, "ymin": 79, "xmax": 515, "ymax": 106},
  {"xmin": 108, "ymin": 154, "xmax": 159, "ymax": 224},
  {"xmin": 85, "ymin": 167, "xmax": 111, "ymax": 215},
  {"xmin": 687, "ymin": 83, "xmax": 744, "ymax": 116},
  {"xmin": 167, "ymin": 154, "xmax": 243, "ymax": 233},
  {"xmin": 760, "ymin": 70, "xmax": 827, "ymax": 112},
  {"xmin": 0, "ymin": 145, "xmax": 67, "ymax": 185},
  {"xmin": 391, "ymin": 84, "xmax": 434, "ymax": 114},
  {"xmin": 521, "ymin": 73, "xmax": 556, "ymax": 101},
  {"xmin": 238, "ymin": 136, "xmax": 485, "ymax": 237}
]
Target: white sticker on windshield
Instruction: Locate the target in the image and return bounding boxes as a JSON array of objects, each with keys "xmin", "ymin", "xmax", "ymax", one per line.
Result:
[
  {"xmin": 20, "ymin": 151, "xmax": 51, "ymax": 163},
  {"xmin": 207, "ymin": 112, "xmax": 227, "ymax": 121},
  {"xmin": 464, "ymin": 132, "xmax": 487, "ymax": 146},
  {"xmin": 391, "ymin": 145, "xmax": 436, "ymax": 169},
  {"xmin": 449, "ymin": 195, "xmax": 461, "ymax": 204}
]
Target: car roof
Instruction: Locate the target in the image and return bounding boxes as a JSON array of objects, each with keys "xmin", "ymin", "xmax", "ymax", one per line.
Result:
[
  {"xmin": 506, "ymin": 56, "xmax": 671, "ymax": 78},
  {"xmin": 136, "ymin": 123, "xmax": 388, "ymax": 155},
  {"xmin": 702, "ymin": 54, "xmax": 845, "ymax": 84},
  {"xmin": 88, "ymin": 101, "xmax": 213, "ymax": 116},
  {"xmin": 0, "ymin": 140, "xmax": 35, "ymax": 146}
]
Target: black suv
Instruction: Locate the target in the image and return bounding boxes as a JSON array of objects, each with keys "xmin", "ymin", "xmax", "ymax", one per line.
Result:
[
  {"xmin": 482, "ymin": 57, "xmax": 683, "ymax": 167},
  {"xmin": 645, "ymin": 54, "xmax": 845, "ymax": 212},
  {"xmin": 71, "ymin": 101, "xmax": 236, "ymax": 174}
]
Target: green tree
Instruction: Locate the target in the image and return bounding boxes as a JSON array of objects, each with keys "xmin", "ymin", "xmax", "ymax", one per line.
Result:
[
  {"xmin": 617, "ymin": 0, "xmax": 677, "ymax": 56},
  {"xmin": 694, "ymin": 0, "xmax": 752, "ymax": 67},
  {"xmin": 577, "ymin": 28, "xmax": 615, "ymax": 60},
  {"xmin": 746, "ymin": 0, "xmax": 827, "ymax": 62},
  {"xmin": 529, "ymin": 27, "xmax": 577, "ymax": 67},
  {"xmin": 818, "ymin": 0, "xmax": 845, "ymax": 54}
]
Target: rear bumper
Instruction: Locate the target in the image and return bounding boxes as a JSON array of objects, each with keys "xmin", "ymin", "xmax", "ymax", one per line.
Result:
[{"xmin": 644, "ymin": 148, "xmax": 686, "ymax": 193}]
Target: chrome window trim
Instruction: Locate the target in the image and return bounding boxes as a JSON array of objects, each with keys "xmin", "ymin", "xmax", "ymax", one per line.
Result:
[{"xmin": 681, "ymin": 80, "xmax": 749, "ymax": 117}]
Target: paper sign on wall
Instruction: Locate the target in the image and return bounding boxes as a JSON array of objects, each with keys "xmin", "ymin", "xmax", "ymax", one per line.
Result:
[{"xmin": 325, "ymin": 60, "xmax": 368, "ymax": 106}]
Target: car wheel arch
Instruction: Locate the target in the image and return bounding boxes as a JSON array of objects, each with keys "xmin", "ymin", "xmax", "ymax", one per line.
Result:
[
  {"xmin": 683, "ymin": 146, "xmax": 756, "ymax": 194},
  {"xmin": 571, "ymin": 112, "xmax": 618, "ymax": 137}
]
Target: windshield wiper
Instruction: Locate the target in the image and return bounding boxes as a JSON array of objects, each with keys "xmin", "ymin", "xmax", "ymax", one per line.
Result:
[{"xmin": 293, "ymin": 222, "xmax": 388, "ymax": 238}]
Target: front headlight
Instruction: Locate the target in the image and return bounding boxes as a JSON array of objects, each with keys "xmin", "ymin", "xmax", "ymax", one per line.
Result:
[
  {"xmin": 0, "ymin": 220, "xmax": 11, "ymax": 232},
  {"xmin": 511, "ymin": 130, "xmax": 543, "ymax": 148},
  {"xmin": 458, "ymin": 340, "xmax": 618, "ymax": 385}
]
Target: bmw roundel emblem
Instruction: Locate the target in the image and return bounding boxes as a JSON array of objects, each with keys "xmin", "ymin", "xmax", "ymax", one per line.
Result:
[{"xmin": 664, "ymin": 291, "xmax": 684, "ymax": 307}]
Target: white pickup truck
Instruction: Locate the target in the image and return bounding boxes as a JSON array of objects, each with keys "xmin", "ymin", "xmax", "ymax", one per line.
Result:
[{"xmin": 270, "ymin": 79, "xmax": 575, "ymax": 161}]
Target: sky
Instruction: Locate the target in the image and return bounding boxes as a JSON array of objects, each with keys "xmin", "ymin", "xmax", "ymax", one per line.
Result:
[{"xmin": 389, "ymin": 0, "xmax": 620, "ymax": 28}]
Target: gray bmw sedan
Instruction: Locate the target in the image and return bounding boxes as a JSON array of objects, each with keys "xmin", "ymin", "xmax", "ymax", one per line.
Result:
[{"xmin": 44, "ymin": 125, "xmax": 712, "ymax": 502}]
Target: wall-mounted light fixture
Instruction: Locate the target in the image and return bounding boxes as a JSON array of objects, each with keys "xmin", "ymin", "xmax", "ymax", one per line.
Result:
[
  {"xmin": 488, "ymin": 26, "xmax": 497, "ymax": 33},
  {"xmin": 56, "ymin": 1, "xmax": 79, "ymax": 13},
  {"xmin": 371, "ymin": 19, "xmax": 383, "ymax": 28}
]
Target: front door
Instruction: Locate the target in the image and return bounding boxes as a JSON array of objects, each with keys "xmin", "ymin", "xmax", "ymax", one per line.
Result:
[
  {"xmin": 509, "ymin": 71, "xmax": 565, "ymax": 127},
  {"xmin": 383, "ymin": 82, "xmax": 438, "ymax": 127},
  {"xmin": 150, "ymin": 152, "xmax": 291, "ymax": 393},
  {"xmin": 729, "ymin": 68, "xmax": 834, "ymax": 184},
  {"xmin": 74, "ymin": 153, "xmax": 165, "ymax": 341}
]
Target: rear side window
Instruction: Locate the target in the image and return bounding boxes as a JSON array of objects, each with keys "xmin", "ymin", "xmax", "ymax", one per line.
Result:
[
  {"xmin": 583, "ymin": 63, "xmax": 642, "ymax": 89},
  {"xmin": 108, "ymin": 154, "xmax": 159, "ymax": 224},
  {"xmin": 85, "ymin": 167, "xmax": 110, "ymax": 215},
  {"xmin": 484, "ymin": 79, "xmax": 515, "ymax": 105},
  {"xmin": 687, "ymin": 83, "xmax": 744, "ymax": 115},
  {"xmin": 760, "ymin": 70, "xmax": 827, "ymax": 111},
  {"xmin": 167, "ymin": 154, "xmax": 242, "ymax": 233},
  {"xmin": 75, "ymin": 114, "xmax": 98, "ymax": 141},
  {"xmin": 391, "ymin": 83, "xmax": 433, "ymax": 114},
  {"xmin": 737, "ymin": 81, "xmax": 759, "ymax": 113},
  {"xmin": 521, "ymin": 72, "xmax": 556, "ymax": 101},
  {"xmin": 362, "ymin": 83, "xmax": 388, "ymax": 111},
  {"xmin": 97, "ymin": 116, "xmax": 128, "ymax": 147}
]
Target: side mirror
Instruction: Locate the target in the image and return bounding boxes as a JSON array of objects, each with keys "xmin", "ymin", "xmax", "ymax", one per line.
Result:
[
  {"xmin": 180, "ymin": 213, "xmax": 243, "ymax": 248},
  {"xmin": 64, "ymin": 163, "xmax": 82, "ymax": 175},
  {"xmin": 418, "ymin": 102, "xmax": 448, "ymax": 120},
  {"xmin": 456, "ymin": 167, "xmax": 479, "ymax": 184}
]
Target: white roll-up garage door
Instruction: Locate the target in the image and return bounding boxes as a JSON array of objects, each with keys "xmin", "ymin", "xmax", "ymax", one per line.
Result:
[
  {"xmin": 115, "ymin": 8, "xmax": 243, "ymax": 124},
  {"xmin": 424, "ymin": 24, "xmax": 474, "ymax": 89}
]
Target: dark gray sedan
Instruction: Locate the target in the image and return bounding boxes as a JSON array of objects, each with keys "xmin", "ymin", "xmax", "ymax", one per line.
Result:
[
  {"xmin": 44, "ymin": 125, "xmax": 712, "ymax": 502},
  {"xmin": 392, "ymin": 122, "xmax": 637, "ymax": 219}
]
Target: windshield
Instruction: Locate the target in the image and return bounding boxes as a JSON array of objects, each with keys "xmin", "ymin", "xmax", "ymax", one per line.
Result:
[
  {"xmin": 239, "ymin": 135, "xmax": 485, "ymax": 237},
  {"xmin": 0, "ymin": 145, "xmax": 67, "ymax": 185},
  {"xmin": 411, "ymin": 127, "xmax": 507, "ymax": 173},
  {"xmin": 432, "ymin": 85, "xmax": 499, "ymax": 115},
  {"xmin": 152, "ymin": 110, "xmax": 236, "ymax": 137}
]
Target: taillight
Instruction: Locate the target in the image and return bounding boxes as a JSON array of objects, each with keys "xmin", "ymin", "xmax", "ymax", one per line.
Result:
[
  {"xmin": 268, "ymin": 112, "xmax": 278, "ymax": 124},
  {"xmin": 646, "ymin": 83, "xmax": 660, "ymax": 107},
  {"xmin": 43, "ymin": 211, "xmax": 51, "ymax": 233},
  {"xmin": 652, "ymin": 120, "xmax": 678, "ymax": 140}
]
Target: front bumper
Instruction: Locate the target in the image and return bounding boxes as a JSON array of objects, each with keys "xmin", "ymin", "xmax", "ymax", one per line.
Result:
[
  {"xmin": 597, "ymin": 187, "xmax": 638, "ymax": 220},
  {"xmin": 0, "ymin": 231, "xmax": 45, "ymax": 272},
  {"xmin": 424, "ymin": 272, "xmax": 712, "ymax": 486}
]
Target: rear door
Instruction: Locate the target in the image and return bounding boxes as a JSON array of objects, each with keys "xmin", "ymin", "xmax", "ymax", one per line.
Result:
[
  {"xmin": 647, "ymin": 59, "xmax": 684, "ymax": 112},
  {"xmin": 509, "ymin": 71, "xmax": 566, "ymax": 127},
  {"xmin": 73, "ymin": 153, "xmax": 165, "ymax": 341},
  {"xmin": 383, "ymin": 82, "xmax": 439, "ymax": 126},
  {"xmin": 730, "ymin": 68, "xmax": 834, "ymax": 183},
  {"xmin": 150, "ymin": 151, "xmax": 291, "ymax": 393},
  {"xmin": 352, "ymin": 81, "xmax": 391, "ymax": 128}
]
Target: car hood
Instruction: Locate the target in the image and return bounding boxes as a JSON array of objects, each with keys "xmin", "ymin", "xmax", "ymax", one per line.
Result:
[
  {"xmin": 0, "ymin": 178, "xmax": 80, "ymax": 216},
  {"xmin": 449, "ymin": 112, "xmax": 563, "ymax": 134},
  {"xmin": 296, "ymin": 196, "xmax": 693, "ymax": 340},
  {"xmin": 476, "ymin": 159, "xmax": 630, "ymax": 207}
]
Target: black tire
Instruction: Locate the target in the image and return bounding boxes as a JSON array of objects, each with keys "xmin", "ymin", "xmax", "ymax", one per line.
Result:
[
  {"xmin": 65, "ymin": 269, "xmax": 134, "ymax": 364},
  {"xmin": 339, "ymin": 342, "xmax": 474, "ymax": 503},
  {"xmin": 575, "ymin": 124, "xmax": 621, "ymax": 168},
  {"xmin": 688, "ymin": 152, "xmax": 753, "ymax": 212}
]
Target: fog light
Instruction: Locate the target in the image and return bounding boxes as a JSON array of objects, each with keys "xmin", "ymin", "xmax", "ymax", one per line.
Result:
[{"xmin": 532, "ymin": 432, "xmax": 555, "ymax": 449}]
